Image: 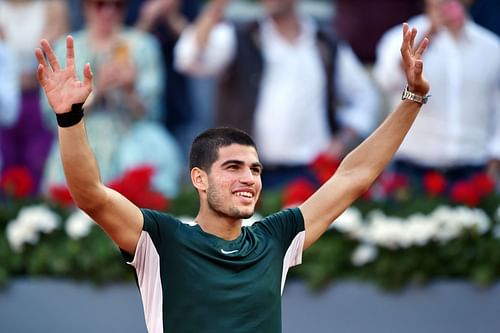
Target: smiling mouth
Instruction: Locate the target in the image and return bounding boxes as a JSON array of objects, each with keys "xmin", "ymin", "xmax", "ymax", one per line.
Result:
[{"xmin": 234, "ymin": 191, "xmax": 254, "ymax": 199}]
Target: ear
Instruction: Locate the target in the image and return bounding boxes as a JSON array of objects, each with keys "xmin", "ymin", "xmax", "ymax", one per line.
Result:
[{"xmin": 191, "ymin": 167, "xmax": 208, "ymax": 191}]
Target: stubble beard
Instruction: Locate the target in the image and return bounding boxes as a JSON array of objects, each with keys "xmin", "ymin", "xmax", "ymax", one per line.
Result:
[{"xmin": 206, "ymin": 185, "xmax": 255, "ymax": 220}]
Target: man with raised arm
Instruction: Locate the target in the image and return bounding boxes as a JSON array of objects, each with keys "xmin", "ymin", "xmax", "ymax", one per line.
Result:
[{"xmin": 36, "ymin": 23, "xmax": 429, "ymax": 333}]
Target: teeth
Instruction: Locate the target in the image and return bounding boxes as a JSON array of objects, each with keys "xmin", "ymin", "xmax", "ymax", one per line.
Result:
[{"xmin": 235, "ymin": 191, "xmax": 253, "ymax": 198}]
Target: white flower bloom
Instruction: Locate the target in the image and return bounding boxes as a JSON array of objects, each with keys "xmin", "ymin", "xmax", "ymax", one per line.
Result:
[
  {"xmin": 405, "ymin": 214, "xmax": 437, "ymax": 247},
  {"xmin": 331, "ymin": 207, "xmax": 363, "ymax": 235},
  {"xmin": 351, "ymin": 243, "xmax": 378, "ymax": 266},
  {"xmin": 495, "ymin": 206, "xmax": 500, "ymax": 223},
  {"xmin": 178, "ymin": 216, "xmax": 197, "ymax": 226},
  {"xmin": 6, "ymin": 204, "xmax": 60, "ymax": 252},
  {"xmin": 242, "ymin": 213, "xmax": 262, "ymax": 227},
  {"xmin": 65, "ymin": 210, "xmax": 94, "ymax": 239},
  {"xmin": 6, "ymin": 220, "xmax": 39, "ymax": 252}
]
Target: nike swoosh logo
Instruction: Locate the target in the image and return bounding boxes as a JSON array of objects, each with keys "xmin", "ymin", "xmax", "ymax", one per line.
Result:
[{"xmin": 220, "ymin": 249, "xmax": 239, "ymax": 255}]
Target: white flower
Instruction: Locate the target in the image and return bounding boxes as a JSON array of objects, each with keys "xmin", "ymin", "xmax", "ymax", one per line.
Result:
[
  {"xmin": 331, "ymin": 207, "xmax": 363, "ymax": 236},
  {"xmin": 242, "ymin": 213, "xmax": 262, "ymax": 227},
  {"xmin": 65, "ymin": 210, "xmax": 94, "ymax": 239},
  {"xmin": 178, "ymin": 216, "xmax": 196, "ymax": 226},
  {"xmin": 6, "ymin": 204, "xmax": 60, "ymax": 252},
  {"xmin": 351, "ymin": 243, "xmax": 378, "ymax": 266},
  {"xmin": 493, "ymin": 224, "xmax": 500, "ymax": 239},
  {"xmin": 495, "ymin": 206, "xmax": 500, "ymax": 223},
  {"xmin": 405, "ymin": 213, "xmax": 437, "ymax": 247}
]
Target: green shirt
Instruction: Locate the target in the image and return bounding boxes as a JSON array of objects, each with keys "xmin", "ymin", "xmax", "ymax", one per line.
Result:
[{"xmin": 124, "ymin": 208, "xmax": 305, "ymax": 333}]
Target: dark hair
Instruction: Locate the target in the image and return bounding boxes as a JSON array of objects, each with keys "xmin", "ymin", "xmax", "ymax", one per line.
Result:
[{"xmin": 189, "ymin": 127, "xmax": 256, "ymax": 172}]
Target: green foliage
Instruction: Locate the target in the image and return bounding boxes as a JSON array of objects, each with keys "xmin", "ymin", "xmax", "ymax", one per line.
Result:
[{"xmin": 1, "ymin": 188, "xmax": 499, "ymax": 291}]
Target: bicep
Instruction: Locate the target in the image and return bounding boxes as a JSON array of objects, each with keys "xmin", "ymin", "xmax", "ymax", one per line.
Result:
[
  {"xmin": 299, "ymin": 172, "xmax": 364, "ymax": 249},
  {"xmin": 85, "ymin": 186, "xmax": 144, "ymax": 256}
]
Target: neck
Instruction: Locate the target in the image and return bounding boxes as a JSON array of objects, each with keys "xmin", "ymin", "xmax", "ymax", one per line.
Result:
[
  {"xmin": 270, "ymin": 10, "xmax": 301, "ymax": 42},
  {"xmin": 195, "ymin": 205, "xmax": 242, "ymax": 241},
  {"xmin": 88, "ymin": 24, "xmax": 120, "ymax": 45}
]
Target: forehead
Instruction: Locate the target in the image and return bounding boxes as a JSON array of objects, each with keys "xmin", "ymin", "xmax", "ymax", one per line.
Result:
[{"xmin": 214, "ymin": 144, "xmax": 260, "ymax": 165}]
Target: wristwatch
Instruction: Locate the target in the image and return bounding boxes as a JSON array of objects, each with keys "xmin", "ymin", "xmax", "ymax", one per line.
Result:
[{"xmin": 401, "ymin": 86, "xmax": 430, "ymax": 104}]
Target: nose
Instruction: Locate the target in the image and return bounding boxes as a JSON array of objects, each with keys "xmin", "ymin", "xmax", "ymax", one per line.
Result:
[{"xmin": 239, "ymin": 167, "xmax": 256, "ymax": 185}]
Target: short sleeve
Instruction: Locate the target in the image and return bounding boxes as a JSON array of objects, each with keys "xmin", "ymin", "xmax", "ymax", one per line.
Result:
[{"xmin": 256, "ymin": 208, "xmax": 305, "ymax": 253}]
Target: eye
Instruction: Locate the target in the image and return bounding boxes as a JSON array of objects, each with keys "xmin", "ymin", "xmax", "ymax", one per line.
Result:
[{"xmin": 251, "ymin": 167, "xmax": 262, "ymax": 175}]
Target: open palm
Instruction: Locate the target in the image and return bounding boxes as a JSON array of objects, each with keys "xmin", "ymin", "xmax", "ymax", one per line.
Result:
[
  {"xmin": 35, "ymin": 36, "xmax": 93, "ymax": 114},
  {"xmin": 400, "ymin": 23, "xmax": 430, "ymax": 96}
]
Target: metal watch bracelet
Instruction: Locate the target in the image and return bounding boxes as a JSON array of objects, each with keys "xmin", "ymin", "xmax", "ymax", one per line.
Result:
[{"xmin": 401, "ymin": 86, "xmax": 430, "ymax": 105}]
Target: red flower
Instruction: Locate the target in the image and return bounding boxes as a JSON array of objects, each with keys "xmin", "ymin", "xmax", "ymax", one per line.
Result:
[
  {"xmin": 0, "ymin": 166, "xmax": 34, "ymax": 198},
  {"xmin": 48, "ymin": 185, "xmax": 74, "ymax": 207},
  {"xmin": 423, "ymin": 171, "xmax": 447, "ymax": 196},
  {"xmin": 109, "ymin": 165, "xmax": 169, "ymax": 211},
  {"xmin": 310, "ymin": 153, "xmax": 341, "ymax": 184},
  {"xmin": 471, "ymin": 173, "xmax": 495, "ymax": 197},
  {"xmin": 450, "ymin": 180, "xmax": 480, "ymax": 207},
  {"xmin": 379, "ymin": 172, "xmax": 409, "ymax": 195},
  {"xmin": 282, "ymin": 178, "xmax": 315, "ymax": 208}
]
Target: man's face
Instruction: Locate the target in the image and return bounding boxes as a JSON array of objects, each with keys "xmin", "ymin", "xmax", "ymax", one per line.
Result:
[
  {"xmin": 426, "ymin": 0, "xmax": 465, "ymax": 32},
  {"xmin": 84, "ymin": 0, "xmax": 127, "ymax": 29},
  {"xmin": 205, "ymin": 144, "xmax": 263, "ymax": 220},
  {"xmin": 261, "ymin": 0, "xmax": 296, "ymax": 17}
]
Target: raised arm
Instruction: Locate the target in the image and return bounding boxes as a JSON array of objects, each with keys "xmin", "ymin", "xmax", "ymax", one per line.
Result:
[
  {"xmin": 299, "ymin": 23, "xmax": 430, "ymax": 249},
  {"xmin": 35, "ymin": 36, "xmax": 143, "ymax": 255},
  {"xmin": 174, "ymin": 0, "xmax": 235, "ymax": 76}
]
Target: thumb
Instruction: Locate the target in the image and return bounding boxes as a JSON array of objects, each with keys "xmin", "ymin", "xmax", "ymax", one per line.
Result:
[{"xmin": 83, "ymin": 63, "xmax": 93, "ymax": 90}]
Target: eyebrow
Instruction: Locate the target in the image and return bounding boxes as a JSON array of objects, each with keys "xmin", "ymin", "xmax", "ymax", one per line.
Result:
[{"xmin": 221, "ymin": 159, "xmax": 263, "ymax": 170}]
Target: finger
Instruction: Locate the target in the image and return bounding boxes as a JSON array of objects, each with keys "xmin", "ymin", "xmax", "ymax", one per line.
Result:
[
  {"xmin": 414, "ymin": 59, "xmax": 423, "ymax": 76},
  {"xmin": 35, "ymin": 48, "xmax": 48, "ymax": 67},
  {"xmin": 415, "ymin": 37, "xmax": 429, "ymax": 59},
  {"xmin": 400, "ymin": 28, "xmax": 412, "ymax": 65},
  {"xmin": 402, "ymin": 22, "xmax": 409, "ymax": 38},
  {"xmin": 83, "ymin": 63, "xmax": 93, "ymax": 89},
  {"xmin": 40, "ymin": 39, "xmax": 61, "ymax": 71},
  {"xmin": 37, "ymin": 64, "xmax": 47, "ymax": 84},
  {"xmin": 66, "ymin": 36, "xmax": 76, "ymax": 71},
  {"xmin": 410, "ymin": 28, "xmax": 417, "ymax": 51}
]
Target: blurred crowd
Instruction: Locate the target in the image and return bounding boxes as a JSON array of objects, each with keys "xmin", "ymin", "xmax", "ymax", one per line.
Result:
[{"xmin": 0, "ymin": 0, "xmax": 498, "ymax": 202}]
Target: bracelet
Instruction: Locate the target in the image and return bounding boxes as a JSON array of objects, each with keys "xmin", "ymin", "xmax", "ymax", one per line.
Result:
[
  {"xmin": 401, "ymin": 86, "xmax": 431, "ymax": 105},
  {"xmin": 56, "ymin": 103, "xmax": 84, "ymax": 128}
]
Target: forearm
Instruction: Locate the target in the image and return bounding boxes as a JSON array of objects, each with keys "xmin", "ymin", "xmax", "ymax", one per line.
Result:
[
  {"xmin": 58, "ymin": 120, "xmax": 105, "ymax": 211},
  {"xmin": 336, "ymin": 100, "xmax": 422, "ymax": 186}
]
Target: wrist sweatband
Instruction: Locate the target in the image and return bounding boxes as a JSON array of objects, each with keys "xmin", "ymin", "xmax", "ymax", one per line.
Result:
[{"xmin": 57, "ymin": 103, "xmax": 84, "ymax": 128}]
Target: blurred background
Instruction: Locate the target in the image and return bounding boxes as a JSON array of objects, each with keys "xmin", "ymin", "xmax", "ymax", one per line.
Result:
[{"xmin": 0, "ymin": 0, "xmax": 499, "ymax": 332}]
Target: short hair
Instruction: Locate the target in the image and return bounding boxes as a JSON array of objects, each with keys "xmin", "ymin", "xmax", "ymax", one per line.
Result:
[{"xmin": 189, "ymin": 127, "xmax": 256, "ymax": 172}]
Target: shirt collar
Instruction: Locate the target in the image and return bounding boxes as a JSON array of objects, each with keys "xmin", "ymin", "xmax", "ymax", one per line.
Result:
[{"xmin": 260, "ymin": 14, "xmax": 317, "ymax": 45}]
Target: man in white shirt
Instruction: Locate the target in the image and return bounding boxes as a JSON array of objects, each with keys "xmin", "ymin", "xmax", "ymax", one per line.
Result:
[
  {"xmin": 374, "ymin": 0, "xmax": 500, "ymax": 188},
  {"xmin": 174, "ymin": 0, "xmax": 379, "ymax": 189},
  {"xmin": 0, "ymin": 34, "xmax": 20, "ymax": 172}
]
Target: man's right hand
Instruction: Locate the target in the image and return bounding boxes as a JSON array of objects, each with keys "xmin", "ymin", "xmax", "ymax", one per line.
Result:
[
  {"xmin": 35, "ymin": 36, "xmax": 93, "ymax": 115},
  {"xmin": 195, "ymin": 0, "xmax": 228, "ymax": 48}
]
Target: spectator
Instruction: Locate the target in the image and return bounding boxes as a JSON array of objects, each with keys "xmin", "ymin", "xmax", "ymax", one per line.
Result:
[
  {"xmin": 333, "ymin": 0, "xmax": 421, "ymax": 63},
  {"xmin": 41, "ymin": 0, "xmax": 182, "ymax": 197},
  {"xmin": 175, "ymin": 0, "xmax": 379, "ymax": 189},
  {"xmin": 373, "ymin": 0, "xmax": 500, "ymax": 190},
  {"xmin": 0, "ymin": 34, "xmax": 20, "ymax": 172},
  {"xmin": 0, "ymin": 0, "xmax": 68, "ymax": 194},
  {"xmin": 135, "ymin": 0, "xmax": 204, "ymax": 161}
]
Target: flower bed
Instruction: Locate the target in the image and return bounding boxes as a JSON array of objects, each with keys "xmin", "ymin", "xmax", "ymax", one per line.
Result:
[{"xmin": 1, "ymin": 162, "xmax": 499, "ymax": 290}]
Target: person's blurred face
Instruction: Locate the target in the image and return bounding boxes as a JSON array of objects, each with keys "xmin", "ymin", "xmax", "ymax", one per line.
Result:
[
  {"xmin": 261, "ymin": 0, "xmax": 296, "ymax": 18},
  {"xmin": 84, "ymin": 0, "xmax": 127, "ymax": 33},
  {"xmin": 426, "ymin": 0, "xmax": 465, "ymax": 32}
]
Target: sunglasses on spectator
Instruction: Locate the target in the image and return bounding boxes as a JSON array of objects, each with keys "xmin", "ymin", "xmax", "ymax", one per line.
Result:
[{"xmin": 87, "ymin": 0, "xmax": 127, "ymax": 11}]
